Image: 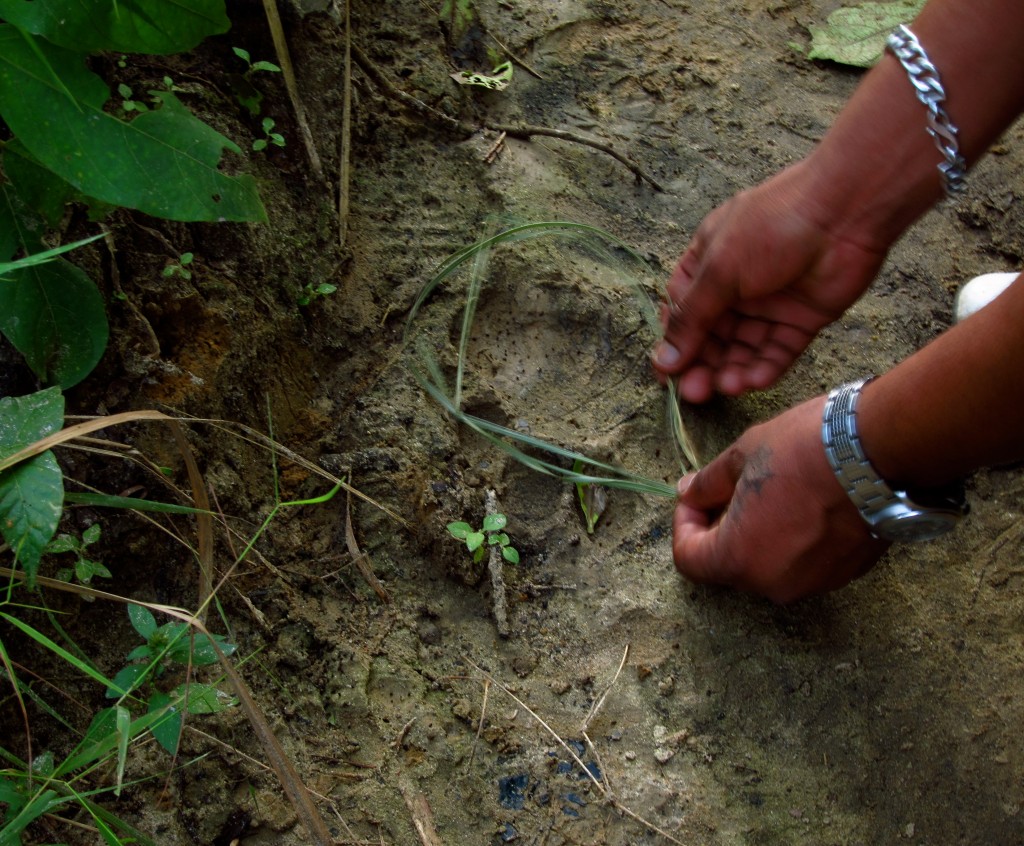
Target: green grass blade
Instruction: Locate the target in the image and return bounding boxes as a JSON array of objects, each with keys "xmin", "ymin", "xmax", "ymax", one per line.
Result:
[{"xmin": 64, "ymin": 491, "xmax": 212, "ymax": 515}]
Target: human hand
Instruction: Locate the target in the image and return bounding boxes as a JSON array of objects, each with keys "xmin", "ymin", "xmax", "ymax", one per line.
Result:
[
  {"xmin": 652, "ymin": 161, "xmax": 889, "ymax": 403},
  {"xmin": 672, "ymin": 396, "xmax": 889, "ymax": 603}
]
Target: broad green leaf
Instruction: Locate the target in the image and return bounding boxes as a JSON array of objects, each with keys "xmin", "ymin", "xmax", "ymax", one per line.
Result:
[
  {"xmin": 0, "ymin": 27, "xmax": 267, "ymax": 222},
  {"xmin": 807, "ymin": 0, "xmax": 925, "ymax": 67},
  {"xmin": 81, "ymin": 522, "xmax": 101, "ymax": 545},
  {"xmin": 105, "ymin": 664, "xmax": 149, "ymax": 699},
  {"xmin": 168, "ymin": 631, "xmax": 236, "ymax": 666},
  {"xmin": 501, "ymin": 546, "xmax": 519, "ymax": 564},
  {"xmin": 172, "ymin": 682, "xmax": 237, "ymax": 715},
  {"xmin": 148, "ymin": 690, "xmax": 182, "ymax": 754},
  {"xmin": 2, "ymin": 140, "xmax": 79, "ymax": 227},
  {"xmin": 0, "ymin": 0, "xmax": 229, "ymax": 55},
  {"xmin": 465, "ymin": 531, "xmax": 485, "ymax": 552},
  {"xmin": 128, "ymin": 603, "xmax": 158, "ymax": 640},
  {"xmin": 0, "ymin": 388, "xmax": 64, "ymax": 583},
  {"xmin": 446, "ymin": 520, "xmax": 472, "ymax": 539},
  {"xmin": 439, "ymin": 0, "xmax": 477, "ymax": 48},
  {"xmin": 482, "ymin": 513, "xmax": 506, "ymax": 532},
  {"xmin": 0, "ymin": 258, "xmax": 108, "ymax": 387}
]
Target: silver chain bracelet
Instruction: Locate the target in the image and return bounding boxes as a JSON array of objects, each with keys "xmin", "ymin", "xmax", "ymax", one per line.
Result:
[{"xmin": 886, "ymin": 24, "xmax": 967, "ymax": 197}]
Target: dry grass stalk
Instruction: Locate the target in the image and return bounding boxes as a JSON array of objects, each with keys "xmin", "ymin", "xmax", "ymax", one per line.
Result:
[
  {"xmin": 345, "ymin": 483, "xmax": 391, "ymax": 602},
  {"xmin": 463, "ymin": 655, "xmax": 687, "ymax": 845},
  {"xmin": 262, "ymin": 0, "xmax": 326, "ymax": 182},
  {"xmin": 484, "ymin": 489, "xmax": 510, "ymax": 637}
]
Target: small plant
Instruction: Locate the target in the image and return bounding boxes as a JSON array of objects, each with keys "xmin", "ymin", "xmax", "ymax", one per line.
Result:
[
  {"xmin": 573, "ymin": 459, "xmax": 608, "ymax": 534},
  {"xmin": 447, "ymin": 513, "xmax": 520, "ymax": 564},
  {"xmin": 116, "ymin": 82, "xmax": 149, "ymax": 113},
  {"xmin": 297, "ymin": 281, "xmax": 337, "ymax": 306},
  {"xmin": 108, "ymin": 604, "xmax": 238, "ymax": 754},
  {"xmin": 230, "ymin": 46, "xmax": 282, "ymax": 116},
  {"xmin": 253, "ymin": 116, "xmax": 286, "ymax": 151},
  {"xmin": 44, "ymin": 522, "xmax": 111, "ymax": 585},
  {"xmin": 163, "ymin": 251, "xmax": 194, "ymax": 280}
]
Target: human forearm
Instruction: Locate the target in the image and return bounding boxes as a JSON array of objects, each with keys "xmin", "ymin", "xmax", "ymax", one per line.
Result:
[
  {"xmin": 858, "ymin": 275, "xmax": 1024, "ymax": 489},
  {"xmin": 800, "ymin": 0, "xmax": 1024, "ymax": 249}
]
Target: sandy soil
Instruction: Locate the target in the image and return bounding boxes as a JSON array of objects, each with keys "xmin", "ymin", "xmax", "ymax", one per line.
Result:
[{"xmin": 6, "ymin": 1, "xmax": 1024, "ymax": 844}]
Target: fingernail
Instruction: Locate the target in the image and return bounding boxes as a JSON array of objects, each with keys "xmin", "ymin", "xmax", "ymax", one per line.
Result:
[
  {"xmin": 652, "ymin": 341, "xmax": 681, "ymax": 369},
  {"xmin": 677, "ymin": 474, "xmax": 693, "ymax": 496}
]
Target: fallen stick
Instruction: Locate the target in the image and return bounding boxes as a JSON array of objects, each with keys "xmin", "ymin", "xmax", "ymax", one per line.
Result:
[{"xmin": 484, "ymin": 489, "xmax": 510, "ymax": 637}]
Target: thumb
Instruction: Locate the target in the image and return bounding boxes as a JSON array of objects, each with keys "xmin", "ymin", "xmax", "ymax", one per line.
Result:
[{"xmin": 678, "ymin": 447, "xmax": 743, "ymax": 512}]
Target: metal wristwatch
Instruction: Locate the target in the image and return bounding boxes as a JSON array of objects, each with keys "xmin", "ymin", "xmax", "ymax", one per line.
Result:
[{"xmin": 821, "ymin": 378, "xmax": 968, "ymax": 542}]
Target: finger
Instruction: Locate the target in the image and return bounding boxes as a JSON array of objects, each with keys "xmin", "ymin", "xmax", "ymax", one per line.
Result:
[
  {"xmin": 678, "ymin": 448, "xmax": 744, "ymax": 512},
  {"xmin": 672, "ymin": 499, "xmax": 727, "ymax": 586}
]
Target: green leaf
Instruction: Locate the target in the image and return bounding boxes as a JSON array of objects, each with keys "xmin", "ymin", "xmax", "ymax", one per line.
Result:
[
  {"xmin": 0, "ymin": 28, "xmax": 267, "ymax": 222},
  {"xmin": 807, "ymin": 0, "xmax": 925, "ymax": 67},
  {"xmin": 439, "ymin": 0, "xmax": 477, "ymax": 50},
  {"xmin": 465, "ymin": 531, "xmax": 485, "ymax": 552},
  {"xmin": 2, "ymin": 141, "xmax": 78, "ymax": 227},
  {"xmin": 482, "ymin": 513, "xmax": 506, "ymax": 532},
  {"xmin": 501, "ymin": 546, "xmax": 520, "ymax": 564},
  {"xmin": 0, "ymin": 387, "xmax": 65, "ymax": 583},
  {"xmin": 81, "ymin": 522, "xmax": 101, "ymax": 545},
  {"xmin": 75, "ymin": 557, "xmax": 110, "ymax": 583},
  {"xmin": 148, "ymin": 690, "xmax": 182, "ymax": 754},
  {"xmin": 105, "ymin": 664, "xmax": 148, "ymax": 699},
  {"xmin": 44, "ymin": 532, "xmax": 79, "ymax": 554},
  {"xmin": 446, "ymin": 520, "xmax": 472, "ymax": 539},
  {"xmin": 0, "ymin": 256, "xmax": 108, "ymax": 388},
  {"xmin": 172, "ymin": 682, "xmax": 237, "ymax": 715},
  {"xmin": 0, "ymin": 0, "xmax": 230, "ymax": 55},
  {"xmin": 168, "ymin": 631, "xmax": 236, "ymax": 666},
  {"xmin": 127, "ymin": 603, "xmax": 158, "ymax": 640}
]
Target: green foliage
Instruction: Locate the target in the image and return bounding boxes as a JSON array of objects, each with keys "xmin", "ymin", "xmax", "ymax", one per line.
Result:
[
  {"xmin": 0, "ymin": 0, "xmax": 269, "ymax": 391},
  {"xmin": 106, "ymin": 604, "xmax": 238, "ymax": 754},
  {"xmin": 0, "ymin": 387, "xmax": 65, "ymax": 586},
  {"xmin": 0, "ymin": 0, "xmax": 230, "ymax": 55},
  {"xmin": 162, "ymin": 251, "xmax": 194, "ymax": 281},
  {"xmin": 447, "ymin": 513, "xmax": 520, "ymax": 564},
  {"xmin": 806, "ymin": 0, "xmax": 925, "ymax": 67},
  {"xmin": 230, "ymin": 45, "xmax": 282, "ymax": 117},
  {"xmin": 45, "ymin": 522, "xmax": 111, "ymax": 585},
  {"xmin": 253, "ymin": 117, "xmax": 286, "ymax": 152},
  {"xmin": 573, "ymin": 459, "xmax": 607, "ymax": 534},
  {"xmin": 297, "ymin": 281, "xmax": 337, "ymax": 306}
]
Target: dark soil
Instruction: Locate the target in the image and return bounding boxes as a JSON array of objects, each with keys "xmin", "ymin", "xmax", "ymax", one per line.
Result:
[{"xmin": 5, "ymin": 1, "xmax": 1024, "ymax": 844}]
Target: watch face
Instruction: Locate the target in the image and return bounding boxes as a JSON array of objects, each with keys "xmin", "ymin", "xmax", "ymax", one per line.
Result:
[{"xmin": 873, "ymin": 509, "xmax": 962, "ymax": 542}]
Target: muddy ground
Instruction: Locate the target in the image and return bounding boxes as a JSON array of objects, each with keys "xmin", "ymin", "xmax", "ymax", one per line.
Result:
[{"xmin": 6, "ymin": 0, "xmax": 1024, "ymax": 844}]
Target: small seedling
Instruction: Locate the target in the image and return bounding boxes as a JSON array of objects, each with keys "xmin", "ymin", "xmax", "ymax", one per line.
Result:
[
  {"xmin": 108, "ymin": 604, "xmax": 237, "ymax": 754},
  {"xmin": 253, "ymin": 116, "xmax": 286, "ymax": 151},
  {"xmin": 298, "ymin": 281, "xmax": 337, "ymax": 306},
  {"xmin": 573, "ymin": 459, "xmax": 608, "ymax": 534},
  {"xmin": 163, "ymin": 252, "xmax": 194, "ymax": 281},
  {"xmin": 45, "ymin": 523, "xmax": 111, "ymax": 585},
  {"xmin": 447, "ymin": 513, "xmax": 520, "ymax": 564},
  {"xmin": 117, "ymin": 83, "xmax": 149, "ymax": 113},
  {"xmin": 231, "ymin": 46, "xmax": 282, "ymax": 116}
]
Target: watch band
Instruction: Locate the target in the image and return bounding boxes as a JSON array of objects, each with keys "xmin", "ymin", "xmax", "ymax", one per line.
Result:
[{"xmin": 821, "ymin": 377, "xmax": 900, "ymax": 524}]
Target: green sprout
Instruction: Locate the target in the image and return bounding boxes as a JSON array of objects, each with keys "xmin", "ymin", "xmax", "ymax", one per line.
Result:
[
  {"xmin": 298, "ymin": 281, "xmax": 337, "ymax": 306},
  {"xmin": 447, "ymin": 513, "xmax": 520, "ymax": 564},
  {"xmin": 107, "ymin": 604, "xmax": 238, "ymax": 754},
  {"xmin": 44, "ymin": 523, "xmax": 111, "ymax": 586},
  {"xmin": 573, "ymin": 459, "xmax": 608, "ymax": 534},
  {"xmin": 253, "ymin": 116, "xmax": 286, "ymax": 151},
  {"xmin": 163, "ymin": 251, "xmax": 194, "ymax": 280},
  {"xmin": 116, "ymin": 83, "xmax": 149, "ymax": 113},
  {"xmin": 231, "ymin": 46, "xmax": 282, "ymax": 116}
]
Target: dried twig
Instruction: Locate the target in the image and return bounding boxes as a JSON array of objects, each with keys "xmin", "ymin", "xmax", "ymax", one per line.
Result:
[
  {"xmin": 263, "ymin": 0, "xmax": 326, "ymax": 182},
  {"xmin": 350, "ymin": 44, "xmax": 663, "ymax": 191},
  {"xmin": 335, "ymin": 0, "xmax": 353, "ymax": 248},
  {"xmin": 464, "ymin": 655, "xmax": 686, "ymax": 846},
  {"xmin": 400, "ymin": 781, "xmax": 445, "ymax": 846},
  {"xmin": 345, "ymin": 481, "xmax": 391, "ymax": 603},
  {"xmin": 168, "ymin": 421, "xmax": 213, "ymax": 625},
  {"xmin": 484, "ymin": 489, "xmax": 510, "ymax": 637}
]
